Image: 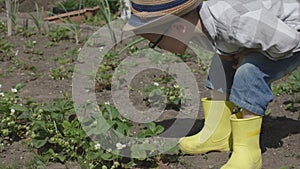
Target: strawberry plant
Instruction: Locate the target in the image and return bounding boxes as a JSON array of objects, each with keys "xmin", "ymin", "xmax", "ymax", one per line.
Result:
[
  {"xmin": 0, "ymin": 39, "xmax": 15, "ymax": 61},
  {"xmin": 0, "ymin": 82, "xmax": 170, "ymax": 168},
  {"xmin": 47, "ymin": 27, "xmax": 70, "ymax": 42}
]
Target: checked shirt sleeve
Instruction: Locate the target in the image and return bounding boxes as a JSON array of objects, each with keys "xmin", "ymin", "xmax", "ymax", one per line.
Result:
[{"xmin": 228, "ymin": 9, "xmax": 300, "ymax": 60}]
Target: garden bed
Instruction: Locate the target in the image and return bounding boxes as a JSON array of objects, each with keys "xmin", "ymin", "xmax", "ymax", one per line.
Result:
[{"xmin": 0, "ymin": 1, "xmax": 299, "ymax": 169}]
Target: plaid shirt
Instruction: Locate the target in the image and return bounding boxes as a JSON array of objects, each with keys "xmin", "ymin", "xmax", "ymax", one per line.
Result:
[{"xmin": 200, "ymin": 0, "xmax": 300, "ymax": 60}]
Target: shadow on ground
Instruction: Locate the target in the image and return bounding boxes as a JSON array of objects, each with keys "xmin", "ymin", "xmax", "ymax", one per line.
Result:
[
  {"xmin": 260, "ymin": 115, "xmax": 300, "ymax": 153},
  {"xmin": 156, "ymin": 115, "xmax": 300, "ymax": 153}
]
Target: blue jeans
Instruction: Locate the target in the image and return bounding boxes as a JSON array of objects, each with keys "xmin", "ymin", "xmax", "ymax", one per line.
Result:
[{"xmin": 205, "ymin": 52, "xmax": 300, "ymax": 116}]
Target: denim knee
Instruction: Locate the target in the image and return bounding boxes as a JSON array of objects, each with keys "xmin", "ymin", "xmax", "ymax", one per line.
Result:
[
  {"xmin": 229, "ymin": 63, "xmax": 274, "ymax": 116},
  {"xmin": 208, "ymin": 52, "xmax": 300, "ymax": 115}
]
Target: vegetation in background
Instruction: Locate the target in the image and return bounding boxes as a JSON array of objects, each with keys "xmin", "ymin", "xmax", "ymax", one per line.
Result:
[
  {"xmin": 53, "ymin": 0, "xmax": 121, "ymax": 15},
  {"xmin": 28, "ymin": 3, "xmax": 44, "ymax": 34},
  {"xmin": 272, "ymin": 69, "xmax": 300, "ymax": 95},
  {"xmin": 272, "ymin": 68, "xmax": 300, "ymax": 119}
]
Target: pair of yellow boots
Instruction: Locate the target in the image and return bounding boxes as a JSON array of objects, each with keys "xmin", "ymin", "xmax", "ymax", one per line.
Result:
[{"xmin": 178, "ymin": 98, "xmax": 262, "ymax": 169}]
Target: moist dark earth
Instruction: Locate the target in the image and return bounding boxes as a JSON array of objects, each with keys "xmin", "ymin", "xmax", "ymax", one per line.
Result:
[{"xmin": 0, "ymin": 1, "xmax": 299, "ymax": 168}]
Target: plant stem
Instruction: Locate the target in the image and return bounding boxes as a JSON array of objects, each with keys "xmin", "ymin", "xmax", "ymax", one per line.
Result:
[{"xmin": 5, "ymin": 0, "xmax": 12, "ymax": 36}]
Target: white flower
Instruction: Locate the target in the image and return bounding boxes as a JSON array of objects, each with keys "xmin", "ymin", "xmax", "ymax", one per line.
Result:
[
  {"xmin": 15, "ymin": 50, "xmax": 19, "ymax": 56},
  {"xmin": 94, "ymin": 143, "xmax": 101, "ymax": 150},
  {"xmin": 10, "ymin": 109, "xmax": 15, "ymax": 114},
  {"xmin": 173, "ymin": 84, "xmax": 179, "ymax": 89},
  {"xmin": 0, "ymin": 84, "xmax": 2, "ymax": 89},
  {"xmin": 113, "ymin": 161, "xmax": 120, "ymax": 167},
  {"xmin": 0, "ymin": 93, "xmax": 4, "ymax": 97},
  {"xmin": 32, "ymin": 41, "xmax": 37, "ymax": 44},
  {"xmin": 116, "ymin": 143, "xmax": 126, "ymax": 150},
  {"xmin": 153, "ymin": 82, "xmax": 159, "ymax": 86},
  {"xmin": 11, "ymin": 88, "xmax": 17, "ymax": 93},
  {"xmin": 104, "ymin": 101, "xmax": 110, "ymax": 105}
]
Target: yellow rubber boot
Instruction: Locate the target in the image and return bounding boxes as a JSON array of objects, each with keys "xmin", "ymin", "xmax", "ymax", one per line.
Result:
[
  {"xmin": 221, "ymin": 114, "xmax": 263, "ymax": 169},
  {"xmin": 178, "ymin": 98, "xmax": 235, "ymax": 154}
]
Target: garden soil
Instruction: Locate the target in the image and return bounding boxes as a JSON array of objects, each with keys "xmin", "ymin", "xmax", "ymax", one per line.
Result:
[{"xmin": 0, "ymin": 1, "xmax": 299, "ymax": 168}]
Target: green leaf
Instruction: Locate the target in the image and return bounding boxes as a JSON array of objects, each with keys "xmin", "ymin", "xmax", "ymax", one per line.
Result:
[
  {"xmin": 101, "ymin": 153, "xmax": 113, "ymax": 161},
  {"xmin": 146, "ymin": 129, "xmax": 155, "ymax": 136},
  {"xmin": 131, "ymin": 144, "xmax": 147, "ymax": 159},
  {"xmin": 104, "ymin": 104, "xmax": 119, "ymax": 120},
  {"xmin": 62, "ymin": 120, "xmax": 71, "ymax": 128},
  {"xmin": 145, "ymin": 122, "xmax": 156, "ymax": 132},
  {"xmin": 42, "ymin": 148, "xmax": 55, "ymax": 162},
  {"xmin": 86, "ymin": 151, "xmax": 101, "ymax": 160},
  {"xmin": 17, "ymin": 110, "xmax": 30, "ymax": 119},
  {"xmin": 50, "ymin": 112, "xmax": 63, "ymax": 120},
  {"xmin": 11, "ymin": 104, "xmax": 28, "ymax": 112},
  {"xmin": 15, "ymin": 83, "xmax": 25, "ymax": 90},
  {"xmin": 122, "ymin": 161, "xmax": 136, "ymax": 169},
  {"xmin": 32, "ymin": 121, "xmax": 46, "ymax": 130},
  {"xmin": 85, "ymin": 117, "xmax": 111, "ymax": 136},
  {"xmin": 46, "ymin": 148, "xmax": 55, "ymax": 155},
  {"xmin": 0, "ymin": 101, "xmax": 9, "ymax": 112},
  {"xmin": 32, "ymin": 137, "xmax": 49, "ymax": 148},
  {"xmin": 154, "ymin": 125, "xmax": 164, "ymax": 135},
  {"xmin": 137, "ymin": 132, "xmax": 145, "ymax": 138},
  {"xmin": 164, "ymin": 145, "xmax": 180, "ymax": 154},
  {"xmin": 140, "ymin": 143, "xmax": 156, "ymax": 151},
  {"xmin": 116, "ymin": 121, "xmax": 130, "ymax": 135},
  {"xmin": 56, "ymin": 153, "xmax": 66, "ymax": 162}
]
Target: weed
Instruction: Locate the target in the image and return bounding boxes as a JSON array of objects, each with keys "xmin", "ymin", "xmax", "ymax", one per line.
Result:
[
  {"xmin": 10, "ymin": 58, "xmax": 24, "ymax": 69},
  {"xmin": 18, "ymin": 27, "xmax": 36, "ymax": 38},
  {"xmin": 95, "ymin": 52, "xmax": 120, "ymax": 91},
  {"xmin": 201, "ymin": 154, "xmax": 208, "ymax": 160},
  {"xmin": 10, "ymin": 0, "xmax": 19, "ymax": 26},
  {"xmin": 47, "ymin": 27, "xmax": 70, "ymax": 42},
  {"xmin": 293, "ymin": 153, "xmax": 300, "ymax": 159},
  {"xmin": 49, "ymin": 65, "xmax": 73, "ymax": 80},
  {"xmin": 0, "ymin": 39, "xmax": 15, "ymax": 61},
  {"xmin": 272, "ymin": 69, "xmax": 300, "ymax": 116},
  {"xmin": 97, "ymin": 0, "xmax": 117, "ymax": 44},
  {"xmin": 272, "ymin": 69, "xmax": 300, "ymax": 95},
  {"xmin": 50, "ymin": 2, "xmax": 83, "ymax": 44},
  {"xmin": 23, "ymin": 40, "xmax": 43, "ymax": 55},
  {"xmin": 284, "ymin": 95, "xmax": 300, "ymax": 113},
  {"xmin": 54, "ymin": 56, "xmax": 73, "ymax": 65},
  {"xmin": 53, "ymin": 0, "xmax": 83, "ymax": 13},
  {"xmin": 84, "ymin": 12, "xmax": 107, "ymax": 26},
  {"xmin": 28, "ymin": 3, "xmax": 44, "ymax": 34},
  {"xmin": 44, "ymin": 41, "xmax": 57, "ymax": 48},
  {"xmin": 63, "ymin": 48, "xmax": 79, "ymax": 58},
  {"xmin": 178, "ymin": 157, "xmax": 191, "ymax": 168},
  {"xmin": 0, "ymin": 21, "xmax": 7, "ymax": 37},
  {"xmin": 280, "ymin": 166, "xmax": 296, "ymax": 169},
  {"xmin": 62, "ymin": 23, "xmax": 82, "ymax": 45}
]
